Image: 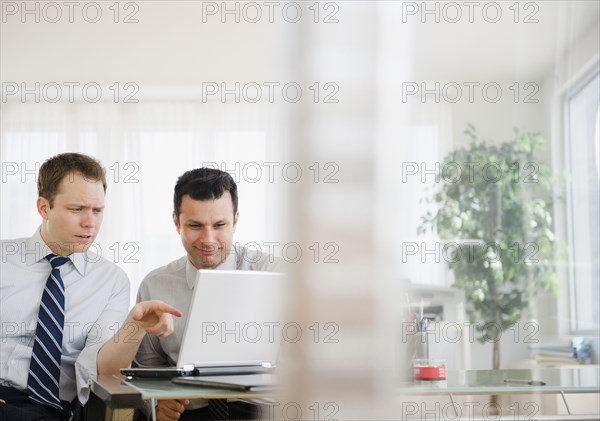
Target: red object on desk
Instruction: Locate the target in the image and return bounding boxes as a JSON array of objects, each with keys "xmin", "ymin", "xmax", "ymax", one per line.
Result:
[{"xmin": 414, "ymin": 365, "xmax": 446, "ymax": 380}]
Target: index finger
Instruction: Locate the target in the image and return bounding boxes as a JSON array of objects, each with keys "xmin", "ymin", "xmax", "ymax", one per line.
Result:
[{"xmin": 154, "ymin": 301, "xmax": 182, "ymax": 318}]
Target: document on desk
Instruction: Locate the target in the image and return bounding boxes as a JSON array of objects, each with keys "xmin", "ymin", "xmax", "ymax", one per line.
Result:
[{"xmin": 172, "ymin": 374, "xmax": 278, "ymax": 392}]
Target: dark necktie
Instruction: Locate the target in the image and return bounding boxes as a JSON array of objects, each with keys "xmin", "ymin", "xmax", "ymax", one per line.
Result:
[
  {"xmin": 208, "ymin": 399, "xmax": 229, "ymax": 420},
  {"xmin": 27, "ymin": 254, "xmax": 69, "ymax": 410}
]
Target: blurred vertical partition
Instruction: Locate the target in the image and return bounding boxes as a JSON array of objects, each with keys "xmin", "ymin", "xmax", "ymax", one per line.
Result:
[{"xmin": 284, "ymin": 3, "xmax": 414, "ymax": 419}]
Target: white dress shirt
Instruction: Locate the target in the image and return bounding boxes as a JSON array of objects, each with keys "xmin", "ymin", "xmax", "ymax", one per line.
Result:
[
  {"xmin": 0, "ymin": 228, "xmax": 130, "ymax": 404},
  {"xmin": 134, "ymin": 245, "xmax": 281, "ymax": 411}
]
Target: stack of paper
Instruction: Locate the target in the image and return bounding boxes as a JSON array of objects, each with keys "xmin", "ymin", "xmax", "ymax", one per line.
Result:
[{"xmin": 528, "ymin": 337, "xmax": 592, "ymax": 366}]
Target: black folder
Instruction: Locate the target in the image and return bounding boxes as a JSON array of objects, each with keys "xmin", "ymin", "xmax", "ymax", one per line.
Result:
[{"xmin": 172, "ymin": 374, "xmax": 277, "ymax": 392}]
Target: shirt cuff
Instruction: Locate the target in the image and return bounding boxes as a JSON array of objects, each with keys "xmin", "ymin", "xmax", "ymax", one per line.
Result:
[{"xmin": 74, "ymin": 341, "xmax": 104, "ymax": 405}]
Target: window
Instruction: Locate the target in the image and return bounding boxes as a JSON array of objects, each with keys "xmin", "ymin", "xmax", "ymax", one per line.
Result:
[{"xmin": 564, "ymin": 68, "xmax": 600, "ymax": 333}]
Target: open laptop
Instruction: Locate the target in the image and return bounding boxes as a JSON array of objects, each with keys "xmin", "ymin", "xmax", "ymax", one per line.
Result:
[{"xmin": 121, "ymin": 269, "xmax": 288, "ymax": 378}]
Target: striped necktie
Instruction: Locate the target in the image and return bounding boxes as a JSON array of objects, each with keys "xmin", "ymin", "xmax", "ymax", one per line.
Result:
[
  {"xmin": 27, "ymin": 254, "xmax": 69, "ymax": 410},
  {"xmin": 208, "ymin": 399, "xmax": 229, "ymax": 420}
]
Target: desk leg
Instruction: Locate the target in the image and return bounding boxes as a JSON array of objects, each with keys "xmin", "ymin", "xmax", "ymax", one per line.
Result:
[
  {"xmin": 151, "ymin": 398, "xmax": 157, "ymax": 421},
  {"xmin": 87, "ymin": 391, "xmax": 113, "ymax": 421},
  {"xmin": 560, "ymin": 391, "xmax": 572, "ymax": 415},
  {"xmin": 448, "ymin": 393, "xmax": 458, "ymax": 418}
]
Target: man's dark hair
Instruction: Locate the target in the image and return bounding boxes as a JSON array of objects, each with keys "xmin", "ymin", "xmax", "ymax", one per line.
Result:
[
  {"xmin": 38, "ymin": 153, "xmax": 107, "ymax": 208},
  {"xmin": 173, "ymin": 168, "xmax": 238, "ymax": 218}
]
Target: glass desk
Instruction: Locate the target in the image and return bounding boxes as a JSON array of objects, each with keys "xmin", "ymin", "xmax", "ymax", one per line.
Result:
[
  {"xmin": 403, "ymin": 368, "xmax": 600, "ymax": 394},
  {"xmin": 401, "ymin": 368, "xmax": 600, "ymax": 419},
  {"xmin": 88, "ymin": 374, "xmax": 273, "ymax": 421},
  {"xmin": 89, "ymin": 368, "xmax": 600, "ymax": 421}
]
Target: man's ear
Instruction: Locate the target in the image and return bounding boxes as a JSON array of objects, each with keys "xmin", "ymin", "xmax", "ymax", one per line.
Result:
[
  {"xmin": 233, "ymin": 211, "xmax": 239, "ymax": 230},
  {"xmin": 37, "ymin": 197, "xmax": 50, "ymax": 220},
  {"xmin": 173, "ymin": 212, "xmax": 180, "ymax": 232}
]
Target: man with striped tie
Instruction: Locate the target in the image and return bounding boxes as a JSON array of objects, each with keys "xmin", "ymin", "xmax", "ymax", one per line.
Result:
[{"xmin": 0, "ymin": 153, "xmax": 182, "ymax": 421}]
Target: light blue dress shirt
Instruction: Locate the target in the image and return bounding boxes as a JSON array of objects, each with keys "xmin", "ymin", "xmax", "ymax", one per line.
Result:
[{"xmin": 0, "ymin": 228, "xmax": 130, "ymax": 404}]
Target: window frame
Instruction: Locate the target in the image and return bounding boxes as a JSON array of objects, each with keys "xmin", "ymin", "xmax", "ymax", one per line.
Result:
[{"xmin": 562, "ymin": 63, "xmax": 600, "ymax": 334}]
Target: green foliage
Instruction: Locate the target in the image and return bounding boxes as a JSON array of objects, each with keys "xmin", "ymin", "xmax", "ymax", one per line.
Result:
[{"xmin": 419, "ymin": 125, "xmax": 558, "ymax": 345}]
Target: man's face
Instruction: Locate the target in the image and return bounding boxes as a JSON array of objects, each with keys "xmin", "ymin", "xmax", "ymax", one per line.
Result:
[
  {"xmin": 38, "ymin": 172, "xmax": 105, "ymax": 256},
  {"xmin": 174, "ymin": 192, "xmax": 239, "ymax": 270}
]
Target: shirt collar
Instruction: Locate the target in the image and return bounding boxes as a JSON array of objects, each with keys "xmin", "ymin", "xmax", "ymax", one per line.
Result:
[
  {"xmin": 185, "ymin": 247, "xmax": 240, "ymax": 289},
  {"xmin": 218, "ymin": 246, "xmax": 239, "ymax": 270},
  {"xmin": 185, "ymin": 260, "xmax": 197, "ymax": 290},
  {"xmin": 26, "ymin": 227, "xmax": 86, "ymax": 275}
]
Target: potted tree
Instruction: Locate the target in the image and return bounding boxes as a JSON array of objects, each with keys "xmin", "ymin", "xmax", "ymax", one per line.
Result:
[{"xmin": 418, "ymin": 125, "xmax": 559, "ymax": 373}]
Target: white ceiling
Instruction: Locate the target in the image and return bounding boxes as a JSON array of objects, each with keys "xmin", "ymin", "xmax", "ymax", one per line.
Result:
[
  {"xmin": 412, "ymin": 0, "xmax": 600, "ymax": 81},
  {"xmin": 0, "ymin": 2, "xmax": 282, "ymax": 85},
  {"xmin": 1, "ymin": 1, "xmax": 598, "ymax": 86}
]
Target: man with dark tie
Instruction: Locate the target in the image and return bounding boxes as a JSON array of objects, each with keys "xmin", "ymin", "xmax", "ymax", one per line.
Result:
[
  {"xmin": 133, "ymin": 168, "xmax": 282, "ymax": 421},
  {"xmin": 0, "ymin": 152, "xmax": 182, "ymax": 421}
]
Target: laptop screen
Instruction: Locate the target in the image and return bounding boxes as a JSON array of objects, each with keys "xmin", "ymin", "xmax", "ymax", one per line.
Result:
[{"xmin": 177, "ymin": 270, "xmax": 289, "ymax": 367}]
